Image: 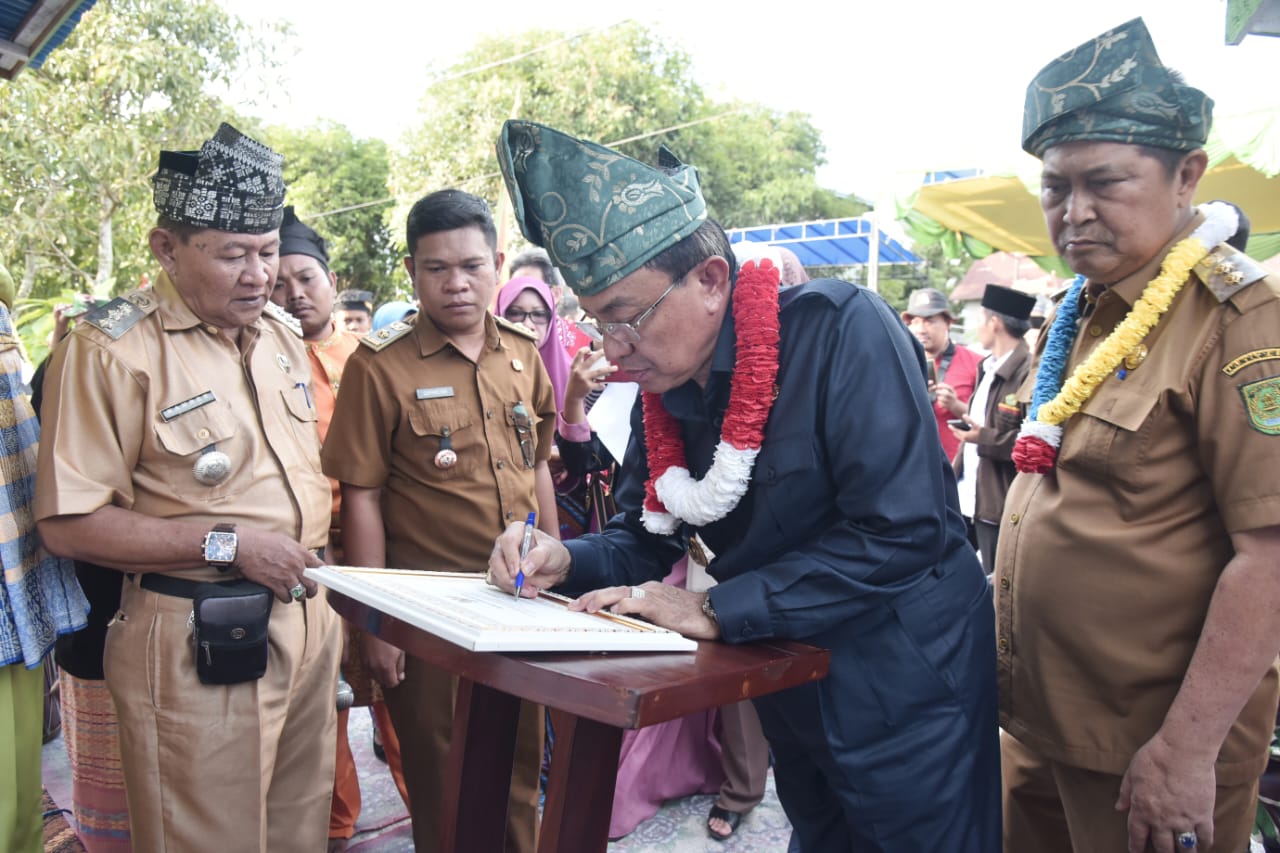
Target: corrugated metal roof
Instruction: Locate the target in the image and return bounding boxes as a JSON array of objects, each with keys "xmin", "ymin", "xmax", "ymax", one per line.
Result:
[{"xmin": 0, "ymin": 0, "xmax": 96, "ymax": 80}]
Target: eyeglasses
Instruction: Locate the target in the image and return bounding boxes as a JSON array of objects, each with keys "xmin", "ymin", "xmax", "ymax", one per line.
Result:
[
  {"xmin": 503, "ymin": 308, "xmax": 552, "ymax": 326},
  {"xmin": 599, "ymin": 271, "xmax": 687, "ymax": 346}
]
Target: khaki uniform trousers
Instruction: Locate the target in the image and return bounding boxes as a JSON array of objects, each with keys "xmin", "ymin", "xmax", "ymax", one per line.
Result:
[
  {"xmin": 105, "ymin": 579, "xmax": 341, "ymax": 852},
  {"xmin": 384, "ymin": 653, "xmax": 543, "ymax": 853},
  {"xmin": 716, "ymin": 699, "xmax": 770, "ymax": 814},
  {"xmin": 1002, "ymin": 729, "xmax": 1257, "ymax": 853}
]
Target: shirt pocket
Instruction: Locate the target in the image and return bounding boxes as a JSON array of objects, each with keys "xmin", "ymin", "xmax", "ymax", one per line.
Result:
[
  {"xmin": 752, "ymin": 435, "xmax": 820, "ymax": 536},
  {"xmin": 1057, "ymin": 389, "xmax": 1159, "ymax": 490},
  {"xmin": 280, "ymin": 386, "xmax": 322, "ymax": 471},
  {"xmin": 153, "ymin": 399, "xmax": 240, "ymax": 499},
  {"xmin": 407, "ymin": 402, "xmax": 478, "ymax": 480}
]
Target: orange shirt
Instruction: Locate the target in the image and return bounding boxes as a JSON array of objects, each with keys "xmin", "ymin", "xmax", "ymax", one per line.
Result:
[{"xmin": 304, "ymin": 322, "xmax": 361, "ymax": 528}]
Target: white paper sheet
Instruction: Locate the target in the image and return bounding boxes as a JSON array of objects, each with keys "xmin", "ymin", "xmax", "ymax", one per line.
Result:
[
  {"xmin": 307, "ymin": 566, "xmax": 696, "ymax": 653},
  {"xmin": 587, "ymin": 381, "xmax": 638, "ymax": 463}
]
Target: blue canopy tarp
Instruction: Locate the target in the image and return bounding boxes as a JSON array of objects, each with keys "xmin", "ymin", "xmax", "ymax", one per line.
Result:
[{"xmin": 727, "ymin": 217, "xmax": 919, "ymax": 267}]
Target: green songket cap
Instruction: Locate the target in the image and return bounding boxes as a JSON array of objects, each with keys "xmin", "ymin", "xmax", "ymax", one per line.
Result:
[
  {"xmin": 496, "ymin": 120, "xmax": 707, "ymax": 296},
  {"xmin": 1022, "ymin": 17, "xmax": 1213, "ymax": 158}
]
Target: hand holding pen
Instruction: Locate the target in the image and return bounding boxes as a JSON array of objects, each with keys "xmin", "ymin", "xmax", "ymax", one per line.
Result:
[
  {"xmin": 488, "ymin": 516, "xmax": 573, "ymax": 597},
  {"xmin": 514, "ymin": 511, "xmax": 536, "ymax": 601}
]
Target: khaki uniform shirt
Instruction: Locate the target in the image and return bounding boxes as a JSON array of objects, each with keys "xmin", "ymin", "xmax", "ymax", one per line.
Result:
[
  {"xmin": 996, "ymin": 218, "xmax": 1280, "ymax": 784},
  {"xmin": 321, "ymin": 313, "xmax": 556, "ymax": 571},
  {"xmin": 34, "ymin": 273, "xmax": 330, "ymax": 582}
]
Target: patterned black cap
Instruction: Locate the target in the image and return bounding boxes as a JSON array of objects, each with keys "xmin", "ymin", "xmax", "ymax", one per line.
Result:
[{"xmin": 152, "ymin": 123, "xmax": 285, "ymax": 234}]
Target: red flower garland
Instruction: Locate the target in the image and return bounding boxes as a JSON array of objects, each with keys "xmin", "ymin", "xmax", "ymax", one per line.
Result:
[{"xmin": 642, "ymin": 259, "xmax": 782, "ymax": 520}]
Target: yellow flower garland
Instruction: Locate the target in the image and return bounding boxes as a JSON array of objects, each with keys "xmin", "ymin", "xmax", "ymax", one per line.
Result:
[{"xmin": 1037, "ymin": 236, "xmax": 1210, "ymax": 426}]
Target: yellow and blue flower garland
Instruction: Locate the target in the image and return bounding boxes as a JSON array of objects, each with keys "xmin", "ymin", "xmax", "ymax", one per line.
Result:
[{"xmin": 1012, "ymin": 202, "xmax": 1239, "ymax": 473}]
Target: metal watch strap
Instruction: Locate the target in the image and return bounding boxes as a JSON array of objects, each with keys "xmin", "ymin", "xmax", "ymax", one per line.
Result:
[{"xmin": 701, "ymin": 593, "xmax": 718, "ymax": 626}]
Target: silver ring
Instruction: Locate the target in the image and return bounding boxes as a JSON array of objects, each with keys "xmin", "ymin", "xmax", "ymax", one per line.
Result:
[
  {"xmin": 1177, "ymin": 831, "xmax": 1197, "ymax": 849},
  {"xmin": 289, "ymin": 583, "xmax": 306, "ymax": 600},
  {"xmin": 630, "ymin": 586, "xmax": 646, "ymax": 600}
]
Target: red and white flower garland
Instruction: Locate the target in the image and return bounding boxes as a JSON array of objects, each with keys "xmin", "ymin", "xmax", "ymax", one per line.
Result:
[{"xmin": 641, "ymin": 259, "xmax": 781, "ymax": 534}]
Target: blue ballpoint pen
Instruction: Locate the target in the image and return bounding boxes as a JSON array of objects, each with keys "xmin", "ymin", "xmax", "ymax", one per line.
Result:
[{"xmin": 514, "ymin": 511, "xmax": 536, "ymax": 601}]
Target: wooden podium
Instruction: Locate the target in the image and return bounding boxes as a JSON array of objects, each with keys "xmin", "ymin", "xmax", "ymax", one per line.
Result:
[{"xmin": 329, "ymin": 590, "xmax": 831, "ymax": 853}]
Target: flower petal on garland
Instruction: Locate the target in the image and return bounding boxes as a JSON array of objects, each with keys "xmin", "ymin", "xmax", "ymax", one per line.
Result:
[{"xmin": 1013, "ymin": 203, "xmax": 1238, "ymax": 474}]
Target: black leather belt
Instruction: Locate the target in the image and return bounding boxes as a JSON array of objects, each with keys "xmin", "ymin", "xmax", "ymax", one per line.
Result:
[
  {"xmin": 137, "ymin": 549, "xmax": 325, "ymax": 599},
  {"xmin": 139, "ymin": 573, "xmax": 223, "ymax": 598}
]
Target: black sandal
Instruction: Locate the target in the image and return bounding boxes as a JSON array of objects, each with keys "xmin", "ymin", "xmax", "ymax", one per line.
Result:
[{"xmin": 707, "ymin": 805, "xmax": 742, "ymax": 840}]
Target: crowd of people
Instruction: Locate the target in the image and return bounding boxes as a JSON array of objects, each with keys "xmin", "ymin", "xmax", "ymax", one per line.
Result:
[{"xmin": 2, "ymin": 15, "xmax": 1279, "ymax": 853}]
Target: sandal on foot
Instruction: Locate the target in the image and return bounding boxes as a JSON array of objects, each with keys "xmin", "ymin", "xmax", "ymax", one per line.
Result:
[{"xmin": 707, "ymin": 805, "xmax": 742, "ymax": 840}]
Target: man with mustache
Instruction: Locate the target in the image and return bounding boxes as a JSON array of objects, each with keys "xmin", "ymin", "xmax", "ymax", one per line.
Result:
[
  {"xmin": 996, "ymin": 18, "xmax": 1280, "ymax": 853},
  {"xmin": 321, "ymin": 189, "xmax": 559, "ymax": 853},
  {"xmin": 33, "ymin": 123, "xmax": 340, "ymax": 851}
]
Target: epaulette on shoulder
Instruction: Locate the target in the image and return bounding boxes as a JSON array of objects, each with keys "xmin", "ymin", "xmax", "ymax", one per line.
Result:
[
  {"xmin": 496, "ymin": 315, "xmax": 540, "ymax": 342},
  {"xmin": 360, "ymin": 320, "xmax": 414, "ymax": 352},
  {"xmin": 1048, "ymin": 280, "xmax": 1074, "ymax": 303},
  {"xmin": 261, "ymin": 300, "xmax": 303, "ymax": 337},
  {"xmin": 1194, "ymin": 244, "xmax": 1268, "ymax": 303},
  {"xmin": 82, "ymin": 291, "xmax": 158, "ymax": 340}
]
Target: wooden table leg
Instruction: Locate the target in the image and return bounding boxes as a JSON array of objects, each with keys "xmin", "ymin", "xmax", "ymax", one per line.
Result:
[
  {"xmin": 538, "ymin": 708, "xmax": 623, "ymax": 853},
  {"xmin": 440, "ymin": 678, "xmax": 522, "ymax": 853}
]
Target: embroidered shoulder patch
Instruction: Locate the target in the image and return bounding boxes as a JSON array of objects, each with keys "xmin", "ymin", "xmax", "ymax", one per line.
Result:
[
  {"xmin": 1222, "ymin": 348, "xmax": 1280, "ymax": 377},
  {"xmin": 359, "ymin": 321, "xmax": 413, "ymax": 352},
  {"xmin": 262, "ymin": 300, "xmax": 303, "ymax": 336},
  {"xmin": 1194, "ymin": 246, "xmax": 1267, "ymax": 303},
  {"xmin": 83, "ymin": 294, "xmax": 153, "ymax": 340},
  {"xmin": 1238, "ymin": 374, "xmax": 1280, "ymax": 435},
  {"xmin": 495, "ymin": 315, "xmax": 539, "ymax": 342}
]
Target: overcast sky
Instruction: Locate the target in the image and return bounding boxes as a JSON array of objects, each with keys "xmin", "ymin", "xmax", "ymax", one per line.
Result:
[{"xmin": 219, "ymin": 0, "xmax": 1278, "ymax": 201}]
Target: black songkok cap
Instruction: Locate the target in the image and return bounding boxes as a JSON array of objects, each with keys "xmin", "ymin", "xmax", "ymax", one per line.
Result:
[
  {"xmin": 981, "ymin": 285, "xmax": 1037, "ymax": 320},
  {"xmin": 151, "ymin": 123, "xmax": 285, "ymax": 234},
  {"xmin": 336, "ymin": 290, "xmax": 374, "ymax": 312},
  {"xmin": 279, "ymin": 207, "xmax": 329, "ymax": 268}
]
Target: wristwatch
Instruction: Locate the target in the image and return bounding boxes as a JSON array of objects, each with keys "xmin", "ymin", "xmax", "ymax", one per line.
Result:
[
  {"xmin": 202, "ymin": 523, "xmax": 238, "ymax": 572},
  {"xmin": 701, "ymin": 593, "xmax": 719, "ymax": 627}
]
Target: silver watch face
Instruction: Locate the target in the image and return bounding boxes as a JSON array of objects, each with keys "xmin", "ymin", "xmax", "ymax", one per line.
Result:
[{"xmin": 204, "ymin": 531, "xmax": 237, "ymax": 564}]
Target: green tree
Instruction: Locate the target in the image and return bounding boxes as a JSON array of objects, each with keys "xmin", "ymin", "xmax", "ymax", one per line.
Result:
[
  {"xmin": 267, "ymin": 122, "xmax": 401, "ymax": 304},
  {"xmin": 390, "ymin": 23, "xmax": 855, "ymax": 249},
  {"xmin": 0, "ymin": 0, "xmax": 282, "ymax": 303}
]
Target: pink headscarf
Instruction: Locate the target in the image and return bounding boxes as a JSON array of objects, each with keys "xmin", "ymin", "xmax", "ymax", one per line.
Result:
[{"xmin": 497, "ymin": 276, "xmax": 573, "ymax": 410}]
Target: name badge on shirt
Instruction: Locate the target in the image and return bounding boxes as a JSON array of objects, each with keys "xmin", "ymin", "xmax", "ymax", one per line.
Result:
[
  {"xmin": 160, "ymin": 391, "xmax": 216, "ymax": 422},
  {"xmin": 416, "ymin": 386, "xmax": 454, "ymax": 400}
]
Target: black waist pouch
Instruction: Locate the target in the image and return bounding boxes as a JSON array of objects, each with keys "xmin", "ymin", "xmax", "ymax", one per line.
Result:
[{"xmin": 192, "ymin": 580, "xmax": 273, "ymax": 685}]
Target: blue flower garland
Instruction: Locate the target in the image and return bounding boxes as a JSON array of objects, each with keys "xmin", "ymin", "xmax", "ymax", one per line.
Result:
[{"xmin": 1028, "ymin": 274, "xmax": 1086, "ymax": 422}]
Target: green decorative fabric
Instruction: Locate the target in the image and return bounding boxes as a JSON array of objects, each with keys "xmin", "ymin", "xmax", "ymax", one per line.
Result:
[
  {"xmin": 1022, "ymin": 17, "xmax": 1213, "ymax": 158},
  {"xmin": 496, "ymin": 120, "xmax": 707, "ymax": 296}
]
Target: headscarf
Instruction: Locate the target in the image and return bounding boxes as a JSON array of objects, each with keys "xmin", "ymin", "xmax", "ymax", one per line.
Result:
[
  {"xmin": 496, "ymin": 120, "xmax": 707, "ymax": 296},
  {"xmin": 372, "ymin": 301, "xmax": 417, "ymax": 331},
  {"xmin": 776, "ymin": 247, "xmax": 810, "ymax": 286},
  {"xmin": 1022, "ymin": 17, "xmax": 1213, "ymax": 158},
  {"xmin": 497, "ymin": 277, "xmax": 573, "ymax": 410}
]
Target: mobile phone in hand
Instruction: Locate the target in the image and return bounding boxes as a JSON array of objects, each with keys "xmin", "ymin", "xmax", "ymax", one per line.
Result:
[
  {"xmin": 575, "ymin": 320, "xmax": 603, "ymax": 344},
  {"xmin": 947, "ymin": 419, "xmax": 968, "ymax": 429}
]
